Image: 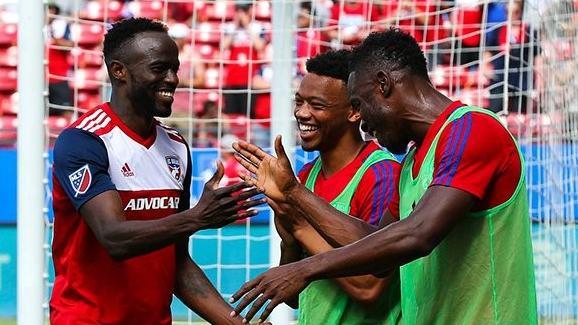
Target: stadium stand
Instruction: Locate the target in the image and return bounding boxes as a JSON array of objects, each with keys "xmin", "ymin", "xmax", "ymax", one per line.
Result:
[{"xmin": 0, "ymin": 0, "xmax": 574, "ymax": 148}]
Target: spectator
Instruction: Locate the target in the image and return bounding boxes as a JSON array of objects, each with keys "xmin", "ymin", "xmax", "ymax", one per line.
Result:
[
  {"xmin": 452, "ymin": 0, "xmax": 484, "ymax": 66},
  {"xmin": 222, "ymin": 4, "xmax": 265, "ymax": 116},
  {"xmin": 168, "ymin": 23, "xmax": 206, "ymax": 89},
  {"xmin": 296, "ymin": 1, "xmax": 324, "ymax": 76},
  {"xmin": 251, "ymin": 43, "xmax": 273, "ymax": 148},
  {"xmin": 382, "ymin": 1, "xmax": 450, "ymax": 67},
  {"xmin": 488, "ymin": 0, "xmax": 537, "ymax": 113},
  {"xmin": 194, "ymin": 100, "xmax": 219, "ymax": 148},
  {"xmin": 326, "ymin": 0, "xmax": 382, "ymax": 46},
  {"xmin": 46, "ymin": 3, "xmax": 74, "ymax": 115}
]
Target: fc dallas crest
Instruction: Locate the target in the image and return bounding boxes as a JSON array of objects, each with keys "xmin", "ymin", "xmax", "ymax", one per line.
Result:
[{"xmin": 165, "ymin": 156, "xmax": 182, "ymax": 181}]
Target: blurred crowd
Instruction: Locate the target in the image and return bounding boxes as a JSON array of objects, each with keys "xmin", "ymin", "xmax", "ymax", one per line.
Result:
[{"xmin": 0, "ymin": 0, "xmax": 577, "ymax": 147}]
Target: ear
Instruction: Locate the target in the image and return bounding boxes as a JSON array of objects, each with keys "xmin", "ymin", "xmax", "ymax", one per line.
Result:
[
  {"xmin": 109, "ymin": 60, "xmax": 127, "ymax": 82},
  {"xmin": 376, "ymin": 70, "xmax": 392, "ymax": 98},
  {"xmin": 347, "ymin": 106, "xmax": 361, "ymax": 123}
]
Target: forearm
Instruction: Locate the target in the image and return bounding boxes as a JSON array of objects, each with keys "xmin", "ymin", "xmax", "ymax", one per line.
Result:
[
  {"xmin": 98, "ymin": 211, "xmax": 201, "ymax": 259},
  {"xmin": 287, "ymin": 184, "xmax": 377, "ymax": 246},
  {"xmin": 295, "ymin": 224, "xmax": 386, "ymax": 304},
  {"xmin": 301, "ymin": 218, "xmax": 431, "ymax": 281},
  {"xmin": 175, "ymin": 256, "xmax": 244, "ymax": 324}
]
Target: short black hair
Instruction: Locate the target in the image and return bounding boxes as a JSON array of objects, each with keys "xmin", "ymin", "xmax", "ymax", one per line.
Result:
[
  {"xmin": 306, "ymin": 49, "xmax": 351, "ymax": 84},
  {"xmin": 103, "ymin": 17, "xmax": 168, "ymax": 66},
  {"xmin": 48, "ymin": 3, "xmax": 61, "ymax": 15},
  {"xmin": 350, "ymin": 28, "xmax": 429, "ymax": 80}
]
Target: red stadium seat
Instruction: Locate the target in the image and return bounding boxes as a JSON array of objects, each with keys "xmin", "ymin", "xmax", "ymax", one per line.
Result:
[
  {"xmin": 194, "ymin": 22, "xmax": 223, "ymax": 45},
  {"xmin": 127, "ymin": 0, "xmax": 167, "ymax": 20},
  {"xmin": 0, "ymin": 92, "xmax": 17, "ymax": 115},
  {"xmin": 0, "ymin": 23, "xmax": 17, "ymax": 47},
  {"xmin": 0, "ymin": 67, "xmax": 17, "ymax": 92},
  {"xmin": 205, "ymin": 0, "xmax": 235, "ymax": 22},
  {"xmin": 0, "ymin": 46, "xmax": 17, "ymax": 67},
  {"xmin": 254, "ymin": 0, "xmax": 271, "ymax": 21},
  {"xmin": 71, "ymin": 48, "xmax": 104, "ymax": 68},
  {"xmin": 69, "ymin": 68, "xmax": 104, "ymax": 91},
  {"xmin": 193, "ymin": 44, "xmax": 219, "ymax": 61},
  {"xmin": 458, "ymin": 88, "xmax": 490, "ymax": 108},
  {"xmin": 0, "ymin": 115, "xmax": 17, "ymax": 147},
  {"xmin": 76, "ymin": 90, "xmax": 101, "ymax": 111},
  {"xmin": 80, "ymin": 0, "xmax": 124, "ymax": 21},
  {"xmin": 223, "ymin": 113, "xmax": 249, "ymax": 140},
  {"xmin": 71, "ymin": 23, "xmax": 105, "ymax": 48},
  {"xmin": 429, "ymin": 64, "xmax": 488, "ymax": 90},
  {"xmin": 204, "ymin": 67, "xmax": 221, "ymax": 89}
]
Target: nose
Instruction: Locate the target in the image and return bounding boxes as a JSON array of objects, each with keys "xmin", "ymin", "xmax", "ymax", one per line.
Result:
[
  {"xmin": 165, "ymin": 69, "xmax": 179, "ymax": 87},
  {"xmin": 294, "ymin": 102, "xmax": 311, "ymax": 120}
]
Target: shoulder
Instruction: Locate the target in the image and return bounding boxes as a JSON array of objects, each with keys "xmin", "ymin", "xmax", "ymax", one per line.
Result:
[
  {"xmin": 157, "ymin": 121, "xmax": 189, "ymax": 146},
  {"xmin": 54, "ymin": 128, "xmax": 108, "ymax": 165},
  {"xmin": 440, "ymin": 110, "xmax": 515, "ymax": 154},
  {"xmin": 69, "ymin": 105, "xmax": 115, "ymax": 136},
  {"xmin": 359, "ymin": 158, "xmax": 399, "ymax": 187},
  {"xmin": 297, "ymin": 158, "xmax": 317, "ymax": 183}
]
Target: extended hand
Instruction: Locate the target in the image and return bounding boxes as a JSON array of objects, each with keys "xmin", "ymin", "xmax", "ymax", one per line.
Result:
[
  {"xmin": 190, "ymin": 161, "xmax": 265, "ymax": 230},
  {"xmin": 229, "ymin": 262, "xmax": 310, "ymax": 323},
  {"xmin": 233, "ymin": 135, "xmax": 299, "ymax": 203}
]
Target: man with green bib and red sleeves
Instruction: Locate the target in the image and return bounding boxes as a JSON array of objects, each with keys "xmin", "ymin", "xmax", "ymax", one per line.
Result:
[
  {"xmin": 229, "ymin": 28, "xmax": 537, "ymax": 325},
  {"xmin": 270, "ymin": 49, "xmax": 401, "ymax": 324}
]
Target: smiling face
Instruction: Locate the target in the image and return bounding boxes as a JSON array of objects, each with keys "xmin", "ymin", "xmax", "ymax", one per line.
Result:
[
  {"xmin": 348, "ymin": 71, "xmax": 409, "ymax": 154},
  {"xmin": 294, "ymin": 73, "xmax": 358, "ymax": 152},
  {"xmin": 121, "ymin": 31, "xmax": 180, "ymax": 118}
]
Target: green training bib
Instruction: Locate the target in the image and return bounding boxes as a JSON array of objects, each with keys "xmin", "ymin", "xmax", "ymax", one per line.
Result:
[
  {"xmin": 298, "ymin": 149, "xmax": 402, "ymax": 325},
  {"xmin": 398, "ymin": 106, "xmax": 537, "ymax": 324}
]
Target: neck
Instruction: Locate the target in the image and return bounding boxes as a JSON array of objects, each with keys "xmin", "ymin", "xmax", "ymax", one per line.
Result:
[
  {"xmin": 397, "ymin": 78, "xmax": 453, "ymax": 146},
  {"xmin": 110, "ymin": 89, "xmax": 155, "ymax": 139},
  {"xmin": 319, "ymin": 131, "xmax": 365, "ymax": 178}
]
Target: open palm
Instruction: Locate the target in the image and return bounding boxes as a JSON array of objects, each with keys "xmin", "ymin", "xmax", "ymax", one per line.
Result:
[{"xmin": 233, "ymin": 135, "xmax": 298, "ymax": 203}]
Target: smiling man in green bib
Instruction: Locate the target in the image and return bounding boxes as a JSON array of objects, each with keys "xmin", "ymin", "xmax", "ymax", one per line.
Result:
[
  {"xmin": 270, "ymin": 49, "xmax": 401, "ymax": 324},
  {"xmin": 230, "ymin": 29, "xmax": 537, "ymax": 324}
]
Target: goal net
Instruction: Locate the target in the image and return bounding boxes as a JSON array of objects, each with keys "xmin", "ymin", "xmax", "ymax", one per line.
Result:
[{"xmin": 21, "ymin": 0, "xmax": 577, "ymax": 323}]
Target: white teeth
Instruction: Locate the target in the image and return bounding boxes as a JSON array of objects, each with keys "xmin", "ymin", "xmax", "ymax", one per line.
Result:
[
  {"xmin": 299, "ymin": 123, "xmax": 318, "ymax": 132},
  {"xmin": 158, "ymin": 91, "xmax": 173, "ymax": 98}
]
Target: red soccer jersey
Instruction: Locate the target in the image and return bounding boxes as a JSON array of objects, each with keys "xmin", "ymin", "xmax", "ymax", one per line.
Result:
[
  {"xmin": 389, "ymin": 101, "xmax": 521, "ymax": 215},
  {"xmin": 50, "ymin": 104, "xmax": 191, "ymax": 325},
  {"xmin": 298, "ymin": 141, "xmax": 400, "ymax": 224}
]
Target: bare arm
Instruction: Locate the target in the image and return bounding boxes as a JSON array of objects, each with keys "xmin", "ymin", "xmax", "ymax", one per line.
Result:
[
  {"xmin": 233, "ymin": 137, "xmax": 377, "ymax": 247},
  {"xmin": 294, "ymin": 223, "xmax": 389, "ymax": 304},
  {"xmin": 286, "ymin": 185, "xmax": 379, "ymax": 246},
  {"xmin": 79, "ymin": 163, "xmax": 263, "ymax": 260},
  {"xmin": 174, "ymin": 238, "xmax": 245, "ymax": 324},
  {"xmin": 274, "ymin": 213, "xmax": 302, "ymax": 309},
  {"xmin": 231, "ymin": 186, "xmax": 476, "ymax": 322}
]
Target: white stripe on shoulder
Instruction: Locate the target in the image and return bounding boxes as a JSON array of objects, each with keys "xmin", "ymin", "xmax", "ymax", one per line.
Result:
[
  {"xmin": 80, "ymin": 110, "xmax": 108, "ymax": 131},
  {"xmin": 88, "ymin": 116, "xmax": 111, "ymax": 133},
  {"xmin": 76, "ymin": 109, "xmax": 104, "ymax": 130}
]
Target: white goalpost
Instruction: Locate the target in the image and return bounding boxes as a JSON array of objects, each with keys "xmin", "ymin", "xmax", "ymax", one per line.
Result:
[{"xmin": 17, "ymin": 0, "xmax": 46, "ymax": 324}]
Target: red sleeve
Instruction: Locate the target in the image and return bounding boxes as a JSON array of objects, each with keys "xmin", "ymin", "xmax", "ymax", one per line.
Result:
[
  {"xmin": 297, "ymin": 160, "xmax": 315, "ymax": 184},
  {"xmin": 351, "ymin": 159, "xmax": 400, "ymax": 225},
  {"xmin": 431, "ymin": 112, "xmax": 520, "ymax": 208},
  {"xmin": 328, "ymin": 4, "xmax": 341, "ymax": 27}
]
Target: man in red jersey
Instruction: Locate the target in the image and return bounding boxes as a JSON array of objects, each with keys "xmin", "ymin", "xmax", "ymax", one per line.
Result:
[
  {"xmin": 233, "ymin": 50, "xmax": 402, "ymax": 324},
  {"xmin": 230, "ymin": 29, "xmax": 536, "ymax": 324},
  {"xmin": 50, "ymin": 18, "xmax": 264, "ymax": 325}
]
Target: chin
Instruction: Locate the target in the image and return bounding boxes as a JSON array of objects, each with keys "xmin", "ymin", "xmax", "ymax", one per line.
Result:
[
  {"xmin": 153, "ymin": 107, "xmax": 172, "ymax": 118},
  {"xmin": 300, "ymin": 141, "xmax": 318, "ymax": 152}
]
